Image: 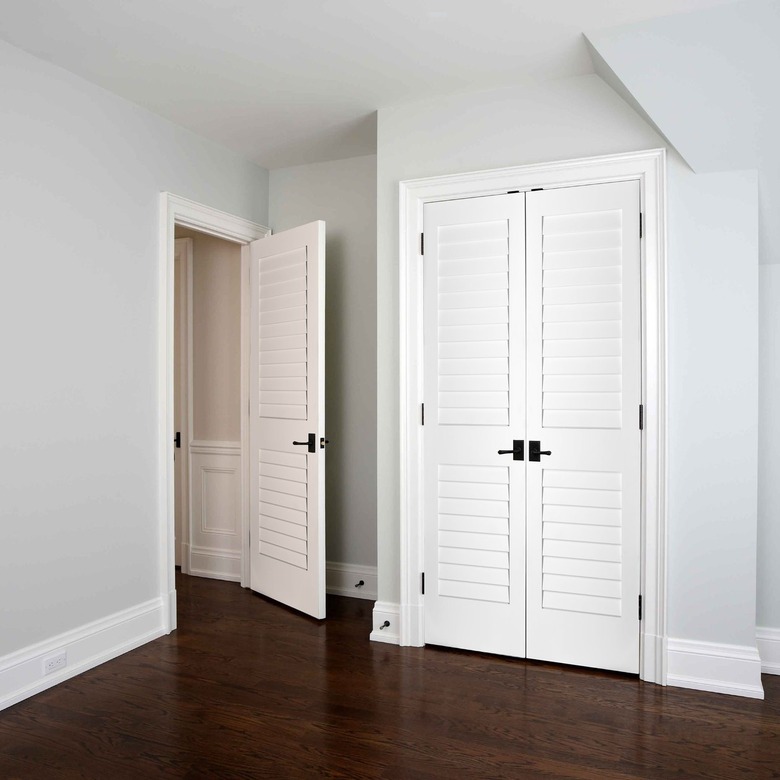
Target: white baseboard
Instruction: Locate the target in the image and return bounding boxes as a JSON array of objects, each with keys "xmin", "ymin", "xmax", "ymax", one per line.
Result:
[
  {"xmin": 0, "ymin": 598, "xmax": 166, "ymax": 711},
  {"xmin": 641, "ymin": 632, "xmax": 666, "ymax": 685},
  {"xmin": 370, "ymin": 601, "xmax": 400, "ymax": 645},
  {"xmin": 181, "ymin": 542, "xmax": 191, "ymax": 575},
  {"xmin": 326, "ymin": 562, "xmax": 377, "ymax": 600},
  {"xmin": 165, "ymin": 587, "xmax": 177, "ymax": 632},
  {"xmin": 189, "ymin": 547, "xmax": 241, "ymax": 582},
  {"xmin": 757, "ymin": 627, "xmax": 780, "ymax": 675},
  {"xmin": 666, "ymin": 638, "xmax": 764, "ymax": 699}
]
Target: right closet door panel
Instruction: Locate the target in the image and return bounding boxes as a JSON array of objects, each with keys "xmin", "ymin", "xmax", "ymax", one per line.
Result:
[{"xmin": 525, "ymin": 181, "xmax": 642, "ymax": 673}]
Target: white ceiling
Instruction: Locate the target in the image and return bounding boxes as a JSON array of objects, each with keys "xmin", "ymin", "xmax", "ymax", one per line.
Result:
[{"xmin": 0, "ymin": 0, "xmax": 734, "ymax": 169}]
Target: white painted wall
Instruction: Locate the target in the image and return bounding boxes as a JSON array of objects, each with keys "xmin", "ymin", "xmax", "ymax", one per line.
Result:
[
  {"xmin": 376, "ymin": 75, "xmax": 761, "ymax": 659},
  {"xmin": 0, "ymin": 39, "xmax": 268, "ymax": 659},
  {"xmin": 759, "ymin": 264, "xmax": 780, "ymax": 629},
  {"xmin": 587, "ymin": 0, "xmax": 776, "ymax": 638},
  {"xmin": 586, "ymin": 0, "xmax": 779, "ymax": 266},
  {"xmin": 665, "ymin": 162, "xmax": 759, "ymax": 646},
  {"xmin": 175, "ymin": 229, "xmax": 242, "ymax": 443},
  {"xmin": 269, "ymin": 155, "xmax": 377, "ymax": 569}
]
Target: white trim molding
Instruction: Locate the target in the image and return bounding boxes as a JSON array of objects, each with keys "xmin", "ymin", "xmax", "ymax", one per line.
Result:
[
  {"xmin": 175, "ymin": 237, "xmax": 193, "ymax": 575},
  {"xmin": 667, "ymin": 638, "xmax": 764, "ymax": 699},
  {"xmin": 398, "ymin": 150, "xmax": 668, "ymax": 684},
  {"xmin": 370, "ymin": 602, "xmax": 401, "ymax": 645},
  {"xmin": 326, "ymin": 562, "xmax": 377, "ymax": 600},
  {"xmin": 757, "ymin": 627, "xmax": 780, "ymax": 675},
  {"xmin": 189, "ymin": 547, "xmax": 242, "ymax": 581},
  {"xmin": 0, "ymin": 598, "xmax": 165, "ymax": 711},
  {"xmin": 189, "ymin": 440, "xmax": 242, "ymax": 455},
  {"xmin": 158, "ymin": 193, "xmax": 270, "ymax": 631},
  {"xmin": 167, "ymin": 194, "xmax": 271, "ymax": 245},
  {"xmin": 188, "ymin": 440, "xmax": 242, "ymax": 582}
]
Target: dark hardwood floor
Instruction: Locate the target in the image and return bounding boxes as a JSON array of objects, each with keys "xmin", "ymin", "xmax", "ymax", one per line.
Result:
[{"xmin": 1, "ymin": 574, "xmax": 778, "ymax": 779}]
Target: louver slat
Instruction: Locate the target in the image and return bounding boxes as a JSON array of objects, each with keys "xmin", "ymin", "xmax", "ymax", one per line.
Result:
[
  {"xmin": 258, "ymin": 247, "xmax": 308, "ymax": 420},
  {"xmin": 542, "ymin": 210, "xmax": 623, "ymax": 430}
]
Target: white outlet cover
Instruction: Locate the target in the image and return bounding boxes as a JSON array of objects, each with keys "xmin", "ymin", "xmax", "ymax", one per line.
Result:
[{"xmin": 43, "ymin": 651, "xmax": 68, "ymax": 675}]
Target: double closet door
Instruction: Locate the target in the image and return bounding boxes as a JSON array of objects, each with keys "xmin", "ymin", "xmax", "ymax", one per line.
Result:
[{"xmin": 422, "ymin": 181, "xmax": 641, "ymax": 674}]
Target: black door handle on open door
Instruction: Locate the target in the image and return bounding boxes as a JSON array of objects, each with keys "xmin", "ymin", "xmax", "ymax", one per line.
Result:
[
  {"xmin": 528, "ymin": 440, "xmax": 552, "ymax": 462},
  {"xmin": 292, "ymin": 433, "xmax": 317, "ymax": 453},
  {"xmin": 497, "ymin": 439, "xmax": 524, "ymax": 461}
]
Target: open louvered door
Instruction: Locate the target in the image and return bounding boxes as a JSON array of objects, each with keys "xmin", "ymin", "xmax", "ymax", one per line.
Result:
[
  {"xmin": 423, "ymin": 194, "xmax": 526, "ymax": 656},
  {"xmin": 525, "ymin": 181, "xmax": 641, "ymax": 673},
  {"xmin": 249, "ymin": 221, "xmax": 326, "ymax": 619}
]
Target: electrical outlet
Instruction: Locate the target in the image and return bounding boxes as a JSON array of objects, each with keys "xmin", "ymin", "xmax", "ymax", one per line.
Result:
[{"xmin": 43, "ymin": 651, "xmax": 67, "ymax": 675}]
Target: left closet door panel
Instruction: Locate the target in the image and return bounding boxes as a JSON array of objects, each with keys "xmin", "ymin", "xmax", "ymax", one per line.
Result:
[{"xmin": 422, "ymin": 194, "xmax": 527, "ymax": 657}]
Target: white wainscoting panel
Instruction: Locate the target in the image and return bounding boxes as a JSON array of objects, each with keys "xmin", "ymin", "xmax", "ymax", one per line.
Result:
[
  {"xmin": 326, "ymin": 562, "xmax": 377, "ymax": 600},
  {"xmin": 189, "ymin": 441, "xmax": 242, "ymax": 581},
  {"xmin": 370, "ymin": 602, "xmax": 400, "ymax": 645},
  {"xmin": 757, "ymin": 627, "xmax": 780, "ymax": 675},
  {"xmin": 0, "ymin": 599, "xmax": 165, "ymax": 711},
  {"xmin": 667, "ymin": 638, "xmax": 764, "ymax": 699}
]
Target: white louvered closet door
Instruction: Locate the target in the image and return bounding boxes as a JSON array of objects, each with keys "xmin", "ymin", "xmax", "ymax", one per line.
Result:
[
  {"xmin": 525, "ymin": 181, "xmax": 641, "ymax": 673},
  {"xmin": 423, "ymin": 194, "xmax": 526, "ymax": 656},
  {"xmin": 249, "ymin": 221, "xmax": 326, "ymax": 619}
]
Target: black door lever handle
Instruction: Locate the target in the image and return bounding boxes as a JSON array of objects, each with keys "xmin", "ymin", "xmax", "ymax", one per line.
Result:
[
  {"xmin": 528, "ymin": 441, "xmax": 552, "ymax": 462},
  {"xmin": 293, "ymin": 433, "xmax": 317, "ymax": 453},
  {"xmin": 497, "ymin": 440, "xmax": 524, "ymax": 461}
]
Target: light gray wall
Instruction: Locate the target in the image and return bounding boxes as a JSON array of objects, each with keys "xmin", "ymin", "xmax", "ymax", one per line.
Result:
[
  {"xmin": 665, "ymin": 163, "xmax": 759, "ymax": 645},
  {"xmin": 586, "ymin": 0, "xmax": 779, "ymax": 266},
  {"xmin": 376, "ymin": 74, "xmax": 760, "ymax": 651},
  {"xmin": 759, "ymin": 264, "xmax": 780, "ymax": 629},
  {"xmin": 269, "ymin": 155, "xmax": 377, "ymax": 568},
  {"xmin": 587, "ymin": 0, "xmax": 776, "ymax": 634},
  {"xmin": 0, "ymin": 39, "xmax": 269, "ymax": 657}
]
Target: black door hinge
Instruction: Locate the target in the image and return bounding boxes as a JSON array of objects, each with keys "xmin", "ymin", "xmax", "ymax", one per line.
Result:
[
  {"xmin": 420, "ymin": 232, "xmax": 424, "ymax": 255},
  {"xmin": 421, "ymin": 572, "xmax": 425, "ymax": 595},
  {"xmin": 639, "ymin": 404, "xmax": 644, "ymax": 431},
  {"xmin": 638, "ymin": 595, "xmax": 643, "ymax": 621},
  {"xmin": 640, "ymin": 213, "xmax": 643, "ymax": 239},
  {"xmin": 174, "ymin": 431, "xmax": 181, "ymax": 449},
  {"xmin": 421, "ymin": 403, "xmax": 425, "ymax": 426}
]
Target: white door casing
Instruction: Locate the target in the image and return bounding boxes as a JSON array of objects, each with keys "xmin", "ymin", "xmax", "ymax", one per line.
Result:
[
  {"xmin": 423, "ymin": 194, "xmax": 526, "ymax": 656},
  {"xmin": 160, "ymin": 193, "xmax": 270, "ymax": 632},
  {"xmin": 525, "ymin": 181, "xmax": 642, "ymax": 673},
  {"xmin": 249, "ymin": 221, "xmax": 327, "ymax": 619},
  {"xmin": 396, "ymin": 151, "xmax": 666, "ymax": 682},
  {"xmin": 174, "ymin": 238, "xmax": 192, "ymax": 572}
]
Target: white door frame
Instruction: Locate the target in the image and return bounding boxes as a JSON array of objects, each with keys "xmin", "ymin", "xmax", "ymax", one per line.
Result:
[
  {"xmin": 159, "ymin": 193, "xmax": 270, "ymax": 631},
  {"xmin": 174, "ymin": 237, "xmax": 193, "ymax": 574},
  {"xmin": 398, "ymin": 149, "xmax": 668, "ymax": 685}
]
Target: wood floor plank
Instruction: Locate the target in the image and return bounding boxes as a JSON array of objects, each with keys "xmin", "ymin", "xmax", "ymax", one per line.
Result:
[{"xmin": 0, "ymin": 574, "xmax": 778, "ymax": 779}]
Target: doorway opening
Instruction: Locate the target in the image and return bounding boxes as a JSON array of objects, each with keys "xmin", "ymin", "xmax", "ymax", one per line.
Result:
[
  {"xmin": 159, "ymin": 193, "xmax": 269, "ymax": 631},
  {"xmin": 174, "ymin": 228, "xmax": 244, "ymax": 586},
  {"xmin": 159, "ymin": 193, "xmax": 329, "ymax": 630}
]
